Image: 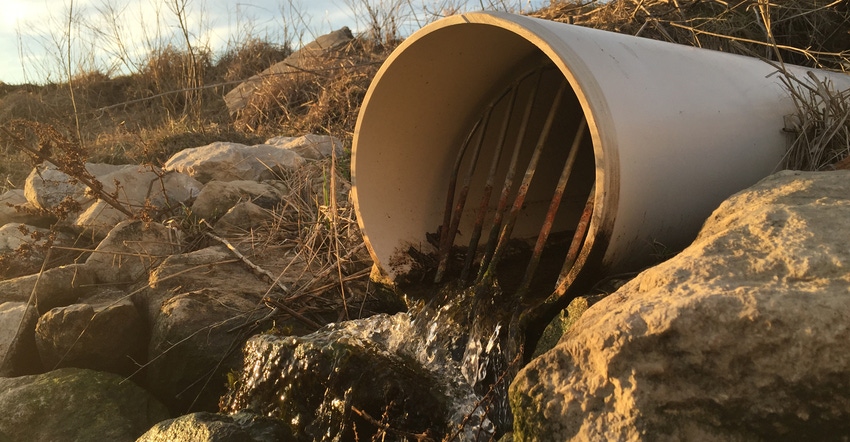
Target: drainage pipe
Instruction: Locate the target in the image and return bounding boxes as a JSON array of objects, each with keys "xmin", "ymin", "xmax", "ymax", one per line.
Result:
[{"xmin": 351, "ymin": 11, "xmax": 850, "ymax": 296}]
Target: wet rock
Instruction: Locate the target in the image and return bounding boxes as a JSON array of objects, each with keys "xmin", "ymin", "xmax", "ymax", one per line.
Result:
[
  {"xmin": 222, "ymin": 316, "xmax": 460, "ymax": 441},
  {"xmin": 510, "ymin": 170, "xmax": 850, "ymax": 441},
  {"xmin": 137, "ymin": 411, "xmax": 293, "ymax": 442},
  {"xmin": 531, "ymin": 293, "xmax": 610, "ymax": 359},
  {"xmin": 163, "ymin": 142, "xmax": 304, "ymax": 184},
  {"xmin": 85, "ymin": 220, "xmax": 181, "ymax": 285},
  {"xmin": 264, "ymin": 134, "xmax": 344, "ymax": 160},
  {"xmin": 0, "ymin": 264, "xmax": 94, "ymax": 311},
  {"xmin": 146, "ymin": 289, "xmax": 266, "ymax": 414},
  {"xmin": 190, "ymin": 180, "xmax": 285, "ymax": 222},
  {"xmin": 0, "ymin": 302, "xmax": 40, "ymax": 376},
  {"xmin": 34, "ymin": 298, "xmax": 145, "ymax": 376},
  {"xmin": 0, "ymin": 367, "xmax": 169, "ymax": 442}
]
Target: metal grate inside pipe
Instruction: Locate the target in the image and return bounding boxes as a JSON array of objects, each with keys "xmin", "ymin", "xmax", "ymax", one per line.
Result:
[{"xmin": 431, "ymin": 63, "xmax": 594, "ymax": 301}]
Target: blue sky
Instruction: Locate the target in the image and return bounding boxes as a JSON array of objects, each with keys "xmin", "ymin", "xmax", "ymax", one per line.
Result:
[{"xmin": 1, "ymin": 0, "xmax": 547, "ymax": 85}]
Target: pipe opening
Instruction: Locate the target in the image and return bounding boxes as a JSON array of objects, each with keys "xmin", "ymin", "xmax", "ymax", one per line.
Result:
[{"xmin": 353, "ymin": 19, "xmax": 598, "ymax": 299}]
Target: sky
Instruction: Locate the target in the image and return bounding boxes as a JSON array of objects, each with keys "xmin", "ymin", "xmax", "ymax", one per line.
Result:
[{"xmin": 1, "ymin": 0, "xmax": 548, "ymax": 85}]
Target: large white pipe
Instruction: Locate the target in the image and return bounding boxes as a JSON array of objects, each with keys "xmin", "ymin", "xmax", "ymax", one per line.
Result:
[{"xmin": 351, "ymin": 11, "xmax": 849, "ymax": 290}]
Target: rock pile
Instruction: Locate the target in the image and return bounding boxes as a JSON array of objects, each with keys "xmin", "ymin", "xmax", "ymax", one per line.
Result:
[{"xmin": 0, "ymin": 133, "xmax": 373, "ymax": 440}]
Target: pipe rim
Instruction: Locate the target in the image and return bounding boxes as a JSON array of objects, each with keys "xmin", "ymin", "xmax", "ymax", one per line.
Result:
[{"xmin": 352, "ymin": 11, "xmax": 618, "ymax": 289}]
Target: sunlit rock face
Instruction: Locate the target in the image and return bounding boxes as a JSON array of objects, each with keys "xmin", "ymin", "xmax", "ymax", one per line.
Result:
[{"xmin": 511, "ymin": 170, "xmax": 850, "ymax": 441}]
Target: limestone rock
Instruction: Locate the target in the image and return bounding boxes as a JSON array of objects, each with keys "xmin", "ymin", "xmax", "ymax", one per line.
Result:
[
  {"xmin": 146, "ymin": 289, "xmax": 267, "ymax": 413},
  {"xmin": 0, "ymin": 367, "xmax": 170, "ymax": 442},
  {"xmin": 35, "ymin": 299, "xmax": 145, "ymax": 376},
  {"xmin": 24, "ymin": 162, "xmax": 132, "ymax": 211},
  {"xmin": 0, "ymin": 302, "xmax": 40, "ymax": 376},
  {"xmin": 23, "ymin": 163, "xmax": 201, "ymax": 237},
  {"xmin": 72, "ymin": 166, "xmax": 202, "ymax": 238},
  {"xmin": 0, "ymin": 264, "xmax": 94, "ymax": 311},
  {"xmin": 0, "ymin": 223, "xmax": 79, "ymax": 277},
  {"xmin": 140, "ymin": 245, "xmax": 270, "ymax": 322},
  {"xmin": 225, "ymin": 28, "xmax": 354, "ymax": 114},
  {"xmin": 137, "ymin": 411, "xmax": 293, "ymax": 442},
  {"xmin": 0, "ymin": 189, "xmax": 53, "ymax": 228},
  {"xmin": 163, "ymin": 142, "xmax": 304, "ymax": 183},
  {"xmin": 85, "ymin": 220, "xmax": 181, "ymax": 284},
  {"xmin": 0, "ymin": 223, "xmax": 49, "ymax": 252},
  {"xmin": 98, "ymin": 165, "xmax": 202, "ymax": 208},
  {"xmin": 73, "ymin": 200, "xmax": 125, "ymax": 238},
  {"xmin": 510, "ymin": 170, "xmax": 850, "ymax": 441},
  {"xmin": 191, "ymin": 180, "xmax": 285, "ymax": 222},
  {"xmin": 264, "ymin": 134, "xmax": 344, "ymax": 160},
  {"xmin": 214, "ymin": 201, "xmax": 274, "ymax": 234}
]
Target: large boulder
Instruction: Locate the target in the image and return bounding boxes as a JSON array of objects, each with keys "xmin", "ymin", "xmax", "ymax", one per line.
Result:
[
  {"xmin": 264, "ymin": 134, "xmax": 344, "ymax": 160},
  {"xmin": 146, "ymin": 288, "xmax": 267, "ymax": 414},
  {"xmin": 510, "ymin": 170, "xmax": 850, "ymax": 441},
  {"xmin": 22, "ymin": 163, "xmax": 201, "ymax": 238},
  {"xmin": 0, "ymin": 367, "xmax": 170, "ymax": 441},
  {"xmin": 34, "ymin": 298, "xmax": 145, "ymax": 376},
  {"xmin": 214, "ymin": 201, "xmax": 274, "ymax": 234},
  {"xmin": 85, "ymin": 220, "xmax": 182, "ymax": 285},
  {"xmin": 72, "ymin": 166, "xmax": 202, "ymax": 238},
  {"xmin": 163, "ymin": 142, "xmax": 304, "ymax": 184},
  {"xmin": 0, "ymin": 189, "xmax": 53, "ymax": 228},
  {"xmin": 137, "ymin": 411, "xmax": 293, "ymax": 442},
  {"xmin": 0, "ymin": 302, "xmax": 40, "ymax": 376},
  {"xmin": 0, "ymin": 264, "xmax": 94, "ymax": 311},
  {"xmin": 190, "ymin": 180, "xmax": 285, "ymax": 222},
  {"xmin": 23, "ymin": 162, "xmax": 131, "ymax": 211},
  {"xmin": 0, "ymin": 223, "xmax": 79, "ymax": 277},
  {"xmin": 139, "ymin": 245, "xmax": 273, "ymax": 322},
  {"xmin": 221, "ymin": 321, "xmax": 456, "ymax": 441}
]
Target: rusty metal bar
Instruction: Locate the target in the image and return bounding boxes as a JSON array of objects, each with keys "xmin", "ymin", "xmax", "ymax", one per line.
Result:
[
  {"xmin": 552, "ymin": 183, "xmax": 595, "ymax": 298},
  {"xmin": 436, "ymin": 117, "xmax": 484, "ymax": 252},
  {"xmin": 478, "ymin": 79, "xmax": 569, "ymax": 284},
  {"xmin": 434, "ymin": 121, "xmax": 484, "ymax": 283},
  {"xmin": 515, "ymin": 117, "xmax": 587, "ymax": 300},
  {"xmin": 434, "ymin": 109, "xmax": 492, "ymax": 283},
  {"xmin": 459, "ymin": 85, "xmax": 521, "ymax": 283},
  {"xmin": 436, "ymin": 80, "xmax": 524, "ymax": 283},
  {"xmin": 475, "ymin": 70, "xmax": 544, "ymax": 282}
]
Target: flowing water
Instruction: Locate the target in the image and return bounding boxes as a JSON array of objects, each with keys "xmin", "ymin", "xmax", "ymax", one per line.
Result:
[
  {"xmin": 222, "ymin": 240, "xmax": 568, "ymax": 440},
  {"xmin": 223, "ymin": 284, "xmax": 520, "ymax": 440}
]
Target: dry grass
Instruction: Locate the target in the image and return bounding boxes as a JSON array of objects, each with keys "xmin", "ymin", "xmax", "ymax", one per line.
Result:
[
  {"xmin": 218, "ymin": 158, "xmax": 379, "ymax": 325},
  {"xmin": 233, "ymin": 38, "xmax": 391, "ymax": 137},
  {"xmin": 780, "ymin": 70, "xmax": 850, "ymax": 171},
  {"xmin": 534, "ymin": 1, "xmax": 850, "ymax": 70}
]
